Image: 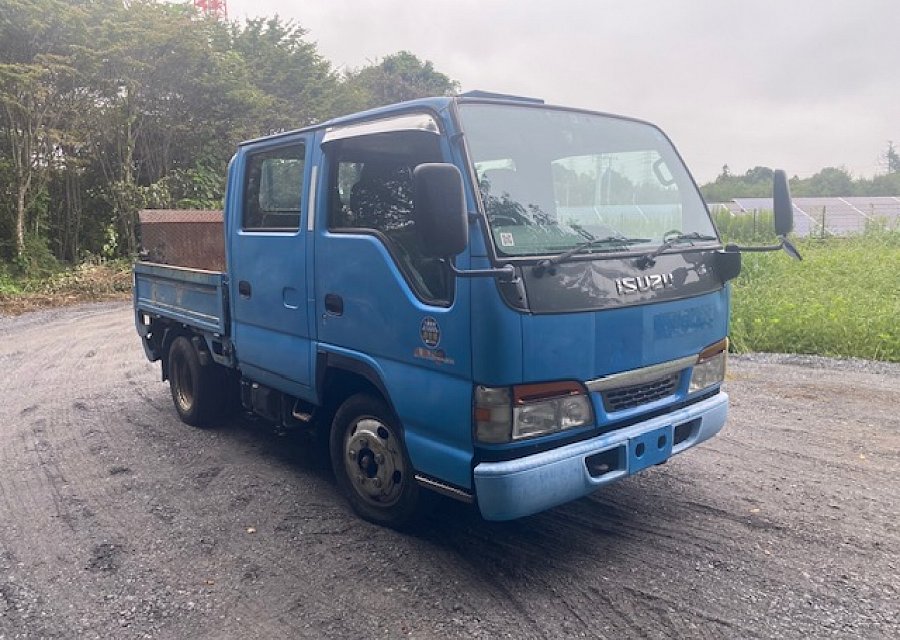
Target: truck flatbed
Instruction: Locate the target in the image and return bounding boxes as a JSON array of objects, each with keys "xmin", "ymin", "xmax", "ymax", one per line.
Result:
[{"xmin": 133, "ymin": 261, "xmax": 227, "ymax": 336}]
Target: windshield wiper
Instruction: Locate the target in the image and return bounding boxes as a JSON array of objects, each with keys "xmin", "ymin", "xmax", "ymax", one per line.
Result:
[
  {"xmin": 533, "ymin": 231, "xmax": 650, "ymax": 276},
  {"xmin": 634, "ymin": 231, "xmax": 718, "ymax": 270}
]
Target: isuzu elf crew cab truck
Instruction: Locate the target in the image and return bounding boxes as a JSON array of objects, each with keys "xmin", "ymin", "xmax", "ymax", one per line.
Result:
[{"xmin": 133, "ymin": 91, "xmax": 799, "ymax": 527}]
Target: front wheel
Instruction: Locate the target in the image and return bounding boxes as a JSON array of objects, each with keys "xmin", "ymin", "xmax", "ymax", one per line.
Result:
[{"xmin": 329, "ymin": 394, "xmax": 422, "ymax": 528}]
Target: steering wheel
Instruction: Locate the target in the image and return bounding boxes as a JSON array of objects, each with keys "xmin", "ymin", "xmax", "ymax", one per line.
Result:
[
  {"xmin": 489, "ymin": 214, "xmax": 526, "ymax": 227},
  {"xmin": 487, "ymin": 205, "xmax": 533, "ymax": 226}
]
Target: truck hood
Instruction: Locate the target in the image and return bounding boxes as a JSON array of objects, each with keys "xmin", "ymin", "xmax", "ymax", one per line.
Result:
[
  {"xmin": 470, "ymin": 250, "xmax": 730, "ymax": 385},
  {"xmin": 519, "ymin": 288, "xmax": 729, "ymax": 383},
  {"xmin": 513, "ymin": 250, "xmax": 729, "ymax": 380}
]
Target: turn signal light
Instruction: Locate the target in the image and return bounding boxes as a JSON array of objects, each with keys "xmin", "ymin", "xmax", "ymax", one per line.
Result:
[{"xmin": 689, "ymin": 338, "xmax": 728, "ymax": 394}]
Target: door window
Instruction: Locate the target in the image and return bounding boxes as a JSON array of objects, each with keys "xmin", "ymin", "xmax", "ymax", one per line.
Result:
[
  {"xmin": 327, "ymin": 131, "xmax": 451, "ymax": 304},
  {"xmin": 243, "ymin": 143, "xmax": 306, "ymax": 232}
]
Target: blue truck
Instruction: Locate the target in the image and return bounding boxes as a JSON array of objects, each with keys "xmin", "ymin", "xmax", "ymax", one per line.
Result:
[{"xmin": 133, "ymin": 91, "xmax": 798, "ymax": 527}]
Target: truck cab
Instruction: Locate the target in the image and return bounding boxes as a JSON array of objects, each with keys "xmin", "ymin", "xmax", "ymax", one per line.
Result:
[{"xmin": 134, "ymin": 92, "xmax": 794, "ymax": 526}]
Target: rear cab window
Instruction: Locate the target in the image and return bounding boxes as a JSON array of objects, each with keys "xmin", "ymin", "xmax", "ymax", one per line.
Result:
[{"xmin": 243, "ymin": 143, "xmax": 306, "ymax": 232}]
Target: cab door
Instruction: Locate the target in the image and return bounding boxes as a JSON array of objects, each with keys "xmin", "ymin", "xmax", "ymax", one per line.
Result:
[
  {"xmin": 313, "ymin": 119, "xmax": 476, "ymax": 489},
  {"xmin": 229, "ymin": 136, "xmax": 314, "ymax": 398}
]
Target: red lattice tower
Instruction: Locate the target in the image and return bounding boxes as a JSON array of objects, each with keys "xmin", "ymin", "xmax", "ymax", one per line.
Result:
[{"xmin": 194, "ymin": 0, "xmax": 227, "ymax": 19}]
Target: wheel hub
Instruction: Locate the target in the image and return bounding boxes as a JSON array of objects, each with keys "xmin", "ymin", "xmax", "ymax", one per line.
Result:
[{"xmin": 344, "ymin": 418, "xmax": 404, "ymax": 506}]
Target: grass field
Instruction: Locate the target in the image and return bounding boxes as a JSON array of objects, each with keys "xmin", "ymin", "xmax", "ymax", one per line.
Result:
[{"xmin": 727, "ymin": 230, "xmax": 899, "ymax": 362}]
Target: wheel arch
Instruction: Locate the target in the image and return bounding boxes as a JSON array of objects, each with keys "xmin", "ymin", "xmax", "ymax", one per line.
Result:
[
  {"xmin": 317, "ymin": 351, "xmax": 400, "ymax": 428},
  {"xmin": 159, "ymin": 324, "xmax": 208, "ymax": 382}
]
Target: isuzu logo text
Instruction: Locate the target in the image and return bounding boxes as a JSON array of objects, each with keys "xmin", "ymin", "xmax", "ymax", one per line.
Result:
[{"xmin": 615, "ymin": 273, "xmax": 675, "ymax": 295}]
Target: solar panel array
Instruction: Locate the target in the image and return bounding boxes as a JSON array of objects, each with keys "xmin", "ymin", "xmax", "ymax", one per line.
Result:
[{"xmin": 714, "ymin": 196, "xmax": 900, "ymax": 236}]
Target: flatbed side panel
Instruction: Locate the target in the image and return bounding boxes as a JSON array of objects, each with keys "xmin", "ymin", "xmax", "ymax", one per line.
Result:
[{"xmin": 133, "ymin": 261, "xmax": 227, "ymax": 335}]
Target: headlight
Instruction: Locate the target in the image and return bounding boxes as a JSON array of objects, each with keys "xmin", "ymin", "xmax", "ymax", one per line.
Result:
[
  {"xmin": 688, "ymin": 338, "xmax": 728, "ymax": 394},
  {"xmin": 475, "ymin": 381, "xmax": 594, "ymax": 444}
]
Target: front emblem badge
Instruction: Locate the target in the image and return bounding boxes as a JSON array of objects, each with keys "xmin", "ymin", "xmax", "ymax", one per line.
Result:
[{"xmin": 615, "ymin": 273, "xmax": 675, "ymax": 295}]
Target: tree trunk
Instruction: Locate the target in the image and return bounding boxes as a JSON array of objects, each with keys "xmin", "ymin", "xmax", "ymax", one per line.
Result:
[
  {"xmin": 16, "ymin": 182, "xmax": 26, "ymax": 258},
  {"xmin": 121, "ymin": 96, "xmax": 137, "ymax": 256}
]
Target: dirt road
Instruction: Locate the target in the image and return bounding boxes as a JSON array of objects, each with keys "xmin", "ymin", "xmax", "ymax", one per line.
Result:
[{"xmin": 0, "ymin": 303, "xmax": 897, "ymax": 639}]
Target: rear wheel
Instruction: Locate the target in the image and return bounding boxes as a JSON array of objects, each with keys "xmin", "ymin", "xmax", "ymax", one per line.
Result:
[
  {"xmin": 167, "ymin": 336, "xmax": 231, "ymax": 427},
  {"xmin": 329, "ymin": 393, "xmax": 422, "ymax": 528}
]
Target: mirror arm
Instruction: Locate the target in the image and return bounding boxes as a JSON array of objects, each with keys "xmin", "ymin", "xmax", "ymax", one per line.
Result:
[
  {"xmin": 724, "ymin": 236, "xmax": 803, "ymax": 260},
  {"xmin": 724, "ymin": 242, "xmax": 782, "ymax": 253},
  {"xmin": 443, "ymin": 259, "xmax": 518, "ymax": 281}
]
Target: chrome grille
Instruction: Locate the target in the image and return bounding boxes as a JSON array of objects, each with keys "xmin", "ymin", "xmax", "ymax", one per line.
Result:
[{"xmin": 601, "ymin": 373, "xmax": 680, "ymax": 413}]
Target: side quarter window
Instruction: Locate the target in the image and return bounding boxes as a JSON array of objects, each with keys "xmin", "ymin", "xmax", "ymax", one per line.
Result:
[
  {"xmin": 243, "ymin": 143, "xmax": 306, "ymax": 232},
  {"xmin": 327, "ymin": 131, "xmax": 452, "ymax": 305}
]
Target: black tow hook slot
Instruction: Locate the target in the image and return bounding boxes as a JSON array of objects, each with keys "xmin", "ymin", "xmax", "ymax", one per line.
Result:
[
  {"xmin": 673, "ymin": 418, "xmax": 701, "ymax": 446},
  {"xmin": 585, "ymin": 448, "xmax": 621, "ymax": 478}
]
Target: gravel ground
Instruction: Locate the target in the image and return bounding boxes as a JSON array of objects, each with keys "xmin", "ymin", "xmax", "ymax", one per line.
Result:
[{"xmin": 0, "ymin": 302, "xmax": 897, "ymax": 639}]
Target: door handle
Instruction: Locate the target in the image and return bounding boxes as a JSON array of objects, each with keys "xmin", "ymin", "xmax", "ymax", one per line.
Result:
[
  {"xmin": 238, "ymin": 280, "xmax": 252, "ymax": 298},
  {"xmin": 324, "ymin": 293, "xmax": 343, "ymax": 315}
]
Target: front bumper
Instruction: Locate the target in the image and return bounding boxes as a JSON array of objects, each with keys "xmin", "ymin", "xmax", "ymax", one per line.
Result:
[{"xmin": 474, "ymin": 392, "xmax": 728, "ymax": 520}]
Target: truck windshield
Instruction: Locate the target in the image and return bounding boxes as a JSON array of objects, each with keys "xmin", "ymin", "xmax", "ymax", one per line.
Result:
[{"xmin": 458, "ymin": 103, "xmax": 717, "ymax": 258}]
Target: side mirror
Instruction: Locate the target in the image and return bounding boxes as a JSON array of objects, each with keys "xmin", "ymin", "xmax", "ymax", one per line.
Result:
[
  {"xmin": 413, "ymin": 163, "xmax": 468, "ymax": 258},
  {"xmin": 723, "ymin": 168, "xmax": 802, "ymax": 261},
  {"xmin": 772, "ymin": 169, "xmax": 793, "ymax": 237}
]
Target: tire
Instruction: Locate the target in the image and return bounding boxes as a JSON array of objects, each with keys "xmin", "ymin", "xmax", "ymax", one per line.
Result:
[
  {"xmin": 167, "ymin": 336, "xmax": 230, "ymax": 427},
  {"xmin": 329, "ymin": 393, "xmax": 422, "ymax": 528}
]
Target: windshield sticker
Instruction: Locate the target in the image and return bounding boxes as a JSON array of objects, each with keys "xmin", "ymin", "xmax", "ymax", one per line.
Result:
[
  {"xmin": 420, "ymin": 316, "xmax": 441, "ymax": 348},
  {"xmin": 499, "ymin": 232, "xmax": 515, "ymax": 247}
]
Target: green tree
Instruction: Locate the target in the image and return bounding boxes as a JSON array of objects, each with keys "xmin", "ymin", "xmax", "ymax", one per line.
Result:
[
  {"xmin": 883, "ymin": 140, "xmax": 900, "ymax": 174},
  {"xmin": 343, "ymin": 51, "xmax": 459, "ymax": 111},
  {"xmin": 0, "ymin": 0, "xmax": 84, "ymax": 258},
  {"xmin": 79, "ymin": 1, "xmax": 263, "ymax": 254},
  {"xmin": 230, "ymin": 17, "xmax": 339, "ymax": 132},
  {"xmin": 0, "ymin": 57, "xmax": 80, "ymax": 258},
  {"xmin": 700, "ymin": 165, "xmax": 774, "ymax": 202},
  {"xmin": 793, "ymin": 167, "xmax": 854, "ymax": 197},
  {"xmin": 699, "ymin": 164, "xmax": 897, "ymax": 200}
]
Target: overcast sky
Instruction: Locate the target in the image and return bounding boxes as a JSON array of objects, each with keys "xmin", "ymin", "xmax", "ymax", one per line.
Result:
[{"xmin": 225, "ymin": 0, "xmax": 899, "ymax": 183}]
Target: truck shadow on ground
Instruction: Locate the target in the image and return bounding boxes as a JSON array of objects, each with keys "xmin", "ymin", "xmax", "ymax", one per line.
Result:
[
  {"xmin": 159, "ymin": 411, "xmax": 719, "ymax": 636},
  {"xmin": 218, "ymin": 410, "xmax": 675, "ymax": 567}
]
